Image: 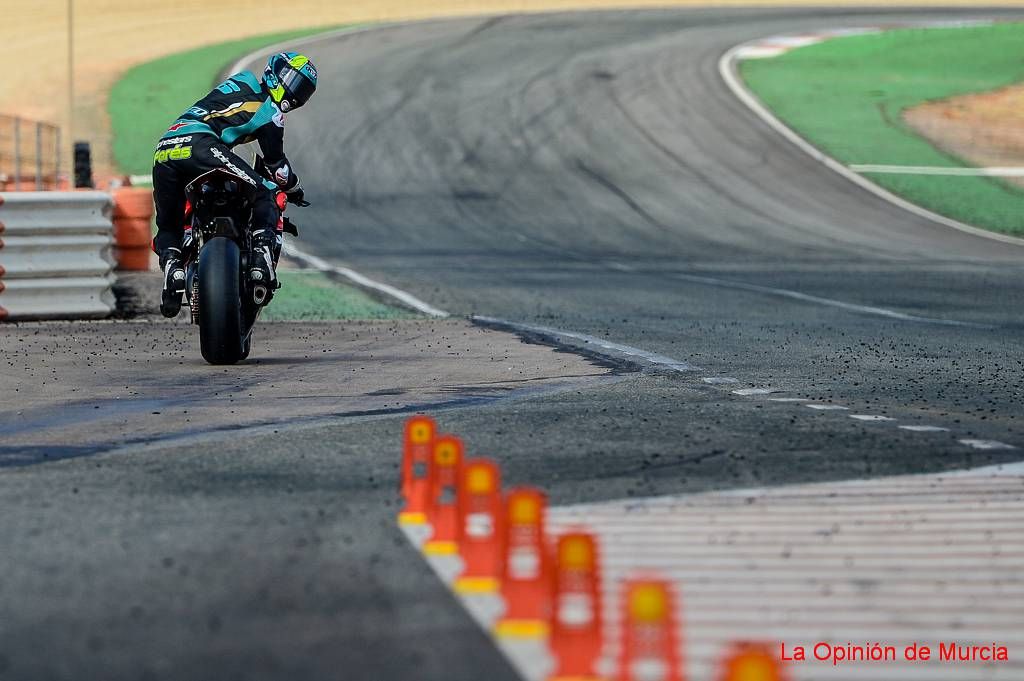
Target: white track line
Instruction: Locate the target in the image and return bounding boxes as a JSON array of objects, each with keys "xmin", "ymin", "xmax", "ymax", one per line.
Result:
[
  {"xmin": 471, "ymin": 315, "xmax": 699, "ymax": 372},
  {"xmin": 672, "ymin": 272, "xmax": 992, "ymax": 328},
  {"xmin": 960, "ymin": 439, "xmax": 1018, "ymax": 451},
  {"xmin": 732, "ymin": 387, "xmax": 781, "ymax": 395},
  {"xmin": 852, "ymin": 164, "xmax": 1024, "ymax": 176},
  {"xmin": 763, "ymin": 35, "xmax": 827, "ymax": 48},
  {"xmin": 718, "ymin": 40, "xmax": 1024, "ymax": 249},
  {"xmin": 734, "ymin": 45, "xmax": 788, "ymax": 59},
  {"xmin": 283, "ymin": 243, "xmax": 449, "ymax": 317}
]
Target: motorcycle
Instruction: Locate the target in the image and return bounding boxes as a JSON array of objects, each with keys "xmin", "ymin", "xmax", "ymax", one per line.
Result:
[{"xmin": 179, "ymin": 156, "xmax": 302, "ymax": 365}]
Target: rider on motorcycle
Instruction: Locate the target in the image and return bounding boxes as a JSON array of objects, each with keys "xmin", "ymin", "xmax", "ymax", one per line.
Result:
[{"xmin": 151, "ymin": 52, "xmax": 318, "ymax": 317}]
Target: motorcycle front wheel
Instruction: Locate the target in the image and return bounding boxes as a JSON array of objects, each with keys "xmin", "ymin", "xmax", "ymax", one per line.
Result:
[{"xmin": 198, "ymin": 237, "xmax": 245, "ymax": 365}]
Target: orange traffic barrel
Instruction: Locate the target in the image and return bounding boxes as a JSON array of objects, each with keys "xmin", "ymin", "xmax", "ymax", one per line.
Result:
[
  {"xmin": 399, "ymin": 415, "xmax": 436, "ymax": 526},
  {"xmin": 548, "ymin": 531, "xmax": 604, "ymax": 681},
  {"xmin": 495, "ymin": 487, "xmax": 551, "ymax": 639},
  {"xmin": 716, "ymin": 642, "xmax": 789, "ymax": 681},
  {"xmin": 616, "ymin": 577, "xmax": 683, "ymax": 681},
  {"xmin": 454, "ymin": 458, "xmax": 503, "ymax": 594},
  {"xmin": 112, "ymin": 187, "xmax": 154, "ymax": 270},
  {"xmin": 423, "ymin": 435, "xmax": 464, "ymax": 556}
]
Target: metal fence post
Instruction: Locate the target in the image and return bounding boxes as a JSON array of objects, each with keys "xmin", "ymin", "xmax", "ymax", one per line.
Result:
[
  {"xmin": 35, "ymin": 121, "xmax": 43, "ymax": 190},
  {"xmin": 13, "ymin": 117, "xmax": 21, "ymax": 191},
  {"xmin": 55, "ymin": 127, "xmax": 62, "ymax": 190}
]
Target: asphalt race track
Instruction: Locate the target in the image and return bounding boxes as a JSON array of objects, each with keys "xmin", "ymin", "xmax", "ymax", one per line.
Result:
[
  {"xmin": 285, "ymin": 6, "xmax": 1024, "ymax": 494},
  {"xmin": 3, "ymin": 7, "xmax": 1024, "ymax": 680},
  {"xmin": 287, "ymin": 7, "xmax": 1024, "ymax": 457}
]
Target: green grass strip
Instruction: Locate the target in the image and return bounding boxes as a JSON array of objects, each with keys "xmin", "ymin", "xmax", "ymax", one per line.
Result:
[
  {"xmin": 263, "ymin": 271, "xmax": 417, "ymax": 321},
  {"xmin": 741, "ymin": 22, "xmax": 1024, "ymax": 236},
  {"xmin": 109, "ymin": 26, "xmax": 344, "ymax": 176}
]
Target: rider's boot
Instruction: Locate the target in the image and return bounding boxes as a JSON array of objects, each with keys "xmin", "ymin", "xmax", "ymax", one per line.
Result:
[
  {"xmin": 249, "ymin": 229, "xmax": 277, "ymax": 306},
  {"xmin": 159, "ymin": 247, "xmax": 186, "ymax": 318}
]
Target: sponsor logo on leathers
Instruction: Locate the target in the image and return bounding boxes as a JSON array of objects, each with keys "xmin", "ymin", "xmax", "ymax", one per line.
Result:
[
  {"xmin": 210, "ymin": 147, "xmax": 258, "ymax": 187},
  {"xmin": 157, "ymin": 135, "xmax": 193, "ymax": 148},
  {"xmin": 153, "ymin": 145, "xmax": 193, "ymax": 163}
]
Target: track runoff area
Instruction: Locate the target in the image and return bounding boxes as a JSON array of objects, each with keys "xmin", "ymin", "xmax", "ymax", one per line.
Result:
[{"xmin": 372, "ymin": 16, "xmax": 1024, "ymax": 681}]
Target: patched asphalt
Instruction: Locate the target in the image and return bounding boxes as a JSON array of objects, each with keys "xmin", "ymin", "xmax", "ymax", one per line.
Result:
[{"xmin": 0, "ymin": 318, "xmax": 611, "ymax": 464}]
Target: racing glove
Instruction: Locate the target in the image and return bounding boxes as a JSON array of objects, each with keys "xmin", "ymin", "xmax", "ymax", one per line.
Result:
[{"xmin": 286, "ymin": 186, "xmax": 310, "ymax": 207}]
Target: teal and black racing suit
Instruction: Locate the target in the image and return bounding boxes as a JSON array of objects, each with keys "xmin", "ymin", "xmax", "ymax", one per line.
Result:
[{"xmin": 151, "ymin": 71, "xmax": 301, "ymax": 256}]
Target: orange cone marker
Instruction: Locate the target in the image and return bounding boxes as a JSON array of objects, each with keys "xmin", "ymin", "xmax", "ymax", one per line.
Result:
[
  {"xmin": 399, "ymin": 416, "xmax": 436, "ymax": 525},
  {"xmin": 548, "ymin": 531, "xmax": 604, "ymax": 681},
  {"xmin": 616, "ymin": 578, "xmax": 683, "ymax": 681},
  {"xmin": 423, "ymin": 435, "xmax": 463, "ymax": 555},
  {"xmin": 716, "ymin": 642, "xmax": 789, "ymax": 681},
  {"xmin": 495, "ymin": 487, "xmax": 551, "ymax": 639},
  {"xmin": 455, "ymin": 458, "xmax": 504, "ymax": 594}
]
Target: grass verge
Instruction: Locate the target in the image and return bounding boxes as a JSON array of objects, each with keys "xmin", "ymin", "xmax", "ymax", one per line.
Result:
[
  {"xmin": 741, "ymin": 22, "xmax": 1024, "ymax": 236},
  {"xmin": 109, "ymin": 26, "xmax": 345, "ymax": 177},
  {"xmin": 263, "ymin": 271, "xmax": 417, "ymax": 321}
]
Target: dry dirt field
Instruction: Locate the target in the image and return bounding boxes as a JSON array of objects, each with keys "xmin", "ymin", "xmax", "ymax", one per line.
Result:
[
  {"xmin": 3, "ymin": 0, "xmax": 1023, "ymax": 175},
  {"xmin": 905, "ymin": 84, "xmax": 1024, "ymax": 188}
]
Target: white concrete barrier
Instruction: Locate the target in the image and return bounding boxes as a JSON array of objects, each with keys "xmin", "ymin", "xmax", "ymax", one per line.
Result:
[{"xmin": 0, "ymin": 192, "xmax": 116, "ymax": 320}]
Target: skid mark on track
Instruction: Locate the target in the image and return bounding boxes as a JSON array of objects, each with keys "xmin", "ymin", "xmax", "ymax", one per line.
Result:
[
  {"xmin": 72, "ymin": 374, "xmax": 629, "ymax": 464},
  {"xmin": 671, "ymin": 272, "xmax": 994, "ymax": 328},
  {"xmin": 574, "ymin": 159, "xmax": 668, "ymax": 231}
]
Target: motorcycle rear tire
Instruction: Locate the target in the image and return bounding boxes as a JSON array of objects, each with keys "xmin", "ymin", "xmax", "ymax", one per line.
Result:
[{"xmin": 198, "ymin": 237, "xmax": 245, "ymax": 365}]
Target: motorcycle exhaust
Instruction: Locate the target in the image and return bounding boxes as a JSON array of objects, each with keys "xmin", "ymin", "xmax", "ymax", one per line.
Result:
[{"xmin": 253, "ymin": 284, "xmax": 269, "ymax": 306}]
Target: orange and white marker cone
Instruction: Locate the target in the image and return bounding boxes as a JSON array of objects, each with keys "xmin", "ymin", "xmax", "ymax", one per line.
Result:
[
  {"xmin": 399, "ymin": 415, "xmax": 436, "ymax": 526},
  {"xmin": 423, "ymin": 435, "xmax": 464, "ymax": 556},
  {"xmin": 548, "ymin": 531, "xmax": 604, "ymax": 681},
  {"xmin": 455, "ymin": 458, "xmax": 504, "ymax": 594},
  {"xmin": 495, "ymin": 487, "xmax": 551, "ymax": 639},
  {"xmin": 716, "ymin": 642, "xmax": 789, "ymax": 681},
  {"xmin": 616, "ymin": 578, "xmax": 683, "ymax": 681}
]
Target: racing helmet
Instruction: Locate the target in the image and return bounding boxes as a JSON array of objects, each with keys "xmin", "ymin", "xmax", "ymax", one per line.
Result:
[{"xmin": 263, "ymin": 52, "xmax": 318, "ymax": 112}]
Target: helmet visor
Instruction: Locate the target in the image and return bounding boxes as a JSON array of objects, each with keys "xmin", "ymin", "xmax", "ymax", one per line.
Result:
[{"xmin": 279, "ymin": 68, "xmax": 316, "ymax": 109}]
